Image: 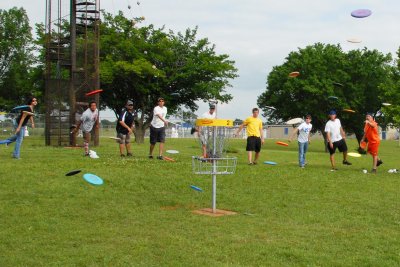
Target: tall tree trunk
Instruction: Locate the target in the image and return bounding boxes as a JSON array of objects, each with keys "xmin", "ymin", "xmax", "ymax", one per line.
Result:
[{"xmin": 134, "ymin": 126, "xmax": 145, "ymax": 143}]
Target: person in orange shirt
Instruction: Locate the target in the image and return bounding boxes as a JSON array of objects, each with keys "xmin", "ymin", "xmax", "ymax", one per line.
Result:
[{"xmin": 360, "ymin": 113, "xmax": 383, "ymax": 174}]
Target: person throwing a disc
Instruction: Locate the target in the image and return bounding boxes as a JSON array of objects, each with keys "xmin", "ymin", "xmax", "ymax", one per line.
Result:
[
  {"xmin": 235, "ymin": 108, "xmax": 264, "ymax": 165},
  {"xmin": 324, "ymin": 110, "xmax": 351, "ymax": 171},
  {"xmin": 289, "ymin": 114, "xmax": 312, "ymax": 168},
  {"xmin": 360, "ymin": 113, "xmax": 382, "ymax": 174},
  {"xmin": 73, "ymin": 101, "xmax": 99, "ymax": 156},
  {"xmin": 116, "ymin": 100, "xmax": 135, "ymax": 157},
  {"xmin": 0, "ymin": 97, "xmax": 37, "ymax": 159},
  {"xmin": 149, "ymin": 97, "xmax": 167, "ymax": 160}
]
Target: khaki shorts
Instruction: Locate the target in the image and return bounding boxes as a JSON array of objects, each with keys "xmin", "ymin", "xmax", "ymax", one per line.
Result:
[{"xmin": 117, "ymin": 132, "xmax": 131, "ymax": 144}]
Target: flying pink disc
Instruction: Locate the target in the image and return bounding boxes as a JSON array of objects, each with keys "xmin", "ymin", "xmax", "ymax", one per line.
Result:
[{"xmin": 351, "ymin": 9, "xmax": 372, "ymax": 18}]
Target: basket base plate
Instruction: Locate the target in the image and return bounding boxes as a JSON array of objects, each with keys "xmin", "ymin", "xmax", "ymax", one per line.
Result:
[{"xmin": 192, "ymin": 208, "xmax": 237, "ymax": 217}]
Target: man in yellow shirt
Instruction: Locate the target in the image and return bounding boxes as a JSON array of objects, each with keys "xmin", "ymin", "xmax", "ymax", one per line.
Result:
[{"xmin": 235, "ymin": 108, "xmax": 264, "ymax": 165}]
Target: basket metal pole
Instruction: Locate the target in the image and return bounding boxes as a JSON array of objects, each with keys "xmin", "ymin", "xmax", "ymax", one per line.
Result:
[{"xmin": 212, "ymin": 126, "xmax": 217, "ymax": 213}]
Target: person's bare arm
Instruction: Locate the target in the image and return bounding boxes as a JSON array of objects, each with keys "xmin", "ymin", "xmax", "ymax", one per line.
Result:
[{"xmin": 289, "ymin": 128, "xmax": 299, "ymax": 142}]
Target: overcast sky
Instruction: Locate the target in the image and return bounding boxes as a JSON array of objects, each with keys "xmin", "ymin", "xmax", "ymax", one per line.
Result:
[{"xmin": 2, "ymin": 0, "xmax": 400, "ymax": 120}]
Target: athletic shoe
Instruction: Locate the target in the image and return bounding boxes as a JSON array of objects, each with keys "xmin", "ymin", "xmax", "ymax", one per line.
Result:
[
  {"xmin": 248, "ymin": 162, "xmax": 254, "ymax": 165},
  {"xmin": 252, "ymin": 161, "xmax": 258, "ymax": 165},
  {"xmin": 371, "ymin": 169, "xmax": 377, "ymax": 174},
  {"xmin": 330, "ymin": 168, "xmax": 338, "ymax": 172},
  {"xmin": 343, "ymin": 160, "xmax": 352, "ymax": 165},
  {"xmin": 300, "ymin": 166, "xmax": 305, "ymax": 168},
  {"xmin": 157, "ymin": 156, "xmax": 164, "ymax": 160},
  {"xmin": 84, "ymin": 153, "xmax": 89, "ymax": 157},
  {"xmin": 120, "ymin": 154, "xmax": 125, "ymax": 157},
  {"xmin": 377, "ymin": 159, "xmax": 383, "ymax": 166},
  {"xmin": 148, "ymin": 155, "xmax": 153, "ymax": 159},
  {"xmin": 127, "ymin": 153, "xmax": 133, "ymax": 157}
]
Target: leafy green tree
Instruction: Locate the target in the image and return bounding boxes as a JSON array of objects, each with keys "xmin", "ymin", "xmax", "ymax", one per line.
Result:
[
  {"xmin": 258, "ymin": 43, "xmax": 393, "ymax": 145},
  {"xmin": 0, "ymin": 7, "xmax": 36, "ymax": 109},
  {"xmin": 99, "ymin": 12, "xmax": 237, "ymax": 143}
]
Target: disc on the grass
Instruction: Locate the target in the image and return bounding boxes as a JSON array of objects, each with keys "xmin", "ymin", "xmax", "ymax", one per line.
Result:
[
  {"xmin": 109, "ymin": 137, "xmax": 121, "ymax": 141},
  {"xmin": 360, "ymin": 141, "xmax": 367, "ymax": 149},
  {"xmin": 85, "ymin": 89, "xmax": 103, "ymax": 96},
  {"xmin": 351, "ymin": 9, "xmax": 372, "ymax": 18},
  {"xmin": 163, "ymin": 156, "xmax": 176, "ymax": 162},
  {"xmin": 11, "ymin": 105, "xmax": 29, "ymax": 112},
  {"xmin": 328, "ymin": 96, "xmax": 339, "ymax": 101},
  {"xmin": 166, "ymin": 150, "xmax": 179, "ymax": 154},
  {"xmin": 289, "ymin": 71, "xmax": 300, "ymax": 77},
  {"xmin": 347, "ymin": 38, "xmax": 362, "ymax": 43},
  {"xmin": 333, "ymin": 82, "xmax": 344, "ymax": 87},
  {"xmin": 276, "ymin": 141, "xmax": 289, "ymax": 147},
  {"xmin": 343, "ymin": 109, "xmax": 356, "ymax": 113},
  {"xmin": 382, "ymin": 103, "xmax": 391, "ymax": 106},
  {"xmin": 348, "ymin": 152, "xmax": 361, "ymax": 158},
  {"xmin": 66, "ymin": 170, "xmax": 81, "ymax": 176},
  {"xmin": 264, "ymin": 161, "xmax": 277, "ymax": 165},
  {"xmin": 286, "ymin": 118, "xmax": 303, "ymax": 125},
  {"xmin": 83, "ymin": 173, "xmax": 104, "ymax": 185},
  {"xmin": 190, "ymin": 185, "xmax": 203, "ymax": 192}
]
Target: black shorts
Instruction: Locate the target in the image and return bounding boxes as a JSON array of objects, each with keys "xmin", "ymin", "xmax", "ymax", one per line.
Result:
[
  {"xmin": 150, "ymin": 126, "xmax": 165, "ymax": 144},
  {"xmin": 246, "ymin": 136, "xmax": 261, "ymax": 153},
  {"xmin": 327, "ymin": 139, "xmax": 348, "ymax": 155}
]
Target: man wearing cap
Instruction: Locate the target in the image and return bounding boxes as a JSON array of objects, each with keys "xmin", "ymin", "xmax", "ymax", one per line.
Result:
[
  {"xmin": 324, "ymin": 110, "xmax": 351, "ymax": 171},
  {"xmin": 116, "ymin": 100, "xmax": 135, "ymax": 157},
  {"xmin": 149, "ymin": 97, "xmax": 168, "ymax": 159},
  {"xmin": 360, "ymin": 113, "xmax": 383, "ymax": 173},
  {"xmin": 198, "ymin": 104, "xmax": 217, "ymax": 158}
]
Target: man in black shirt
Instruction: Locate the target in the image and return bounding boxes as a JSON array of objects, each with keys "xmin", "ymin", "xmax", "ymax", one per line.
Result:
[{"xmin": 116, "ymin": 100, "xmax": 135, "ymax": 157}]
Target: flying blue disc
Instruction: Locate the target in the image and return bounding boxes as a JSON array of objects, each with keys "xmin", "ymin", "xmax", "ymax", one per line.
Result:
[
  {"xmin": 190, "ymin": 185, "xmax": 203, "ymax": 192},
  {"xmin": 264, "ymin": 161, "xmax": 277, "ymax": 165},
  {"xmin": 351, "ymin": 9, "xmax": 372, "ymax": 18},
  {"xmin": 83, "ymin": 173, "xmax": 103, "ymax": 185},
  {"xmin": 11, "ymin": 105, "xmax": 29, "ymax": 112}
]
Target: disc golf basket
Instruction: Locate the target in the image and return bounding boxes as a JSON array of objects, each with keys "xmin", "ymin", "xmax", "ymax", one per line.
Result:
[{"xmin": 192, "ymin": 118, "xmax": 237, "ymax": 216}]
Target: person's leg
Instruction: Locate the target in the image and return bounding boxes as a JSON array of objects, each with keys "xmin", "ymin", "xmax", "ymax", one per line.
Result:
[
  {"xmin": 298, "ymin": 142, "xmax": 305, "ymax": 167},
  {"xmin": 202, "ymin": 144, "xmax": 207, "ymax": 158},
  {"xmin": 330, "ymin": 154, "xmax": 335, "ymax": 169},
  {"xmin": 254, "ymin": 152, "xmax": 260, "ymax": 163},
  {"xmin": 83, "ymin": 132, "xmax": 91, "ymax": 155},
  {"xmin": 253, "ymin": 137, "xmax": 261, "ymax": 164},
  {"xmin": 12, "ymin": 127, "xmax": 25, "ymax": 159},
  {"xmin": 247, "ymin": 151, "xmax": 253, "ymax": 164},
  {"xmin": 340, "ymin": 140, "xmax": 351, "ymax": 165},
  {"xmin": 303, "ymin": 141, "xmax": 309, "ymax": 166},
  {"xmin": 372, "ymin": 154, "xmax": 378, "ymax": 170},
  {"xmin": 149, "ymin": 127, "xmax": 156, "ymax": 158},
  {"xmin": 159, "ymin": 142, "xmax": 164, "ymax": 157}
]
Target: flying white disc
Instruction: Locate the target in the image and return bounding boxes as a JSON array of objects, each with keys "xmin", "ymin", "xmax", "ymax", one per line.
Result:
[
  {"xmin": 109, "ymin": 137, "xmax": 121, "ymax": 141},
  {"xmin": 382, "ymin": 103, "xmax": 391, "ymax": 106},
  {"xmin": 351, "ymin": 9, "xmax": 372, "ymax": 18},
  {"xmin": 286, "ymin": 118, "xmax": 303, "ymax": 125},
  {"xmin": 166, "ymin": 150, "xmax": 179, "ymax": 154},
  {"xmin": 347, "ymin": 38, "xmax": 362, "ymax": 43}
]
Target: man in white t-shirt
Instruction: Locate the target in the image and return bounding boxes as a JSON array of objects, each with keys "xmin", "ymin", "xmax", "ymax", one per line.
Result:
[
  {"xmin": 324, "ymin": 110, "xmax": 351, "ymax": 171},
  {"xmin": 73, "ymin": 101, "xmax": 99, "ymax": 156},
  {"xmin": 289, "ymin": 114, "xmax": 312, "ymax": 168},
  {"xmin": 198, "ymin": 103, "xmax": 216, "ymax": 157},
  {"xmin": 149, "ymin": 97, "xmax": 168, "ymax": 160}
]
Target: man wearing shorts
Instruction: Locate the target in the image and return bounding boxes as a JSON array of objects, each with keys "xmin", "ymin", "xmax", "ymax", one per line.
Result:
[
  {"xmin": 360, "ymin": 113, "xmax": 382, "ymax": 173},
  {"xmin": 324, "ymin": 110, "xmax": 351, "ymax": 171},
  {"xmin": 116, "ymin": 100, "xmax": 135, "ymax": 157},
  {"xmin": 235, "ymin": 108, "xmax": 264, "ymax": 165},
  {"xmin": 149, "ymin": 97, "xmax": 168, "ymax": 160},
  {"xmin": 73, "ymin": 101, "xmax": 99, "ymax": 156},
  {"xmin": 198, "ymin": 103, "xmax": 216, "ymax": 158}
]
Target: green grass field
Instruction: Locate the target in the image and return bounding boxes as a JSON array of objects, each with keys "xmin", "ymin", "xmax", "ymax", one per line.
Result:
[{"xmin": 0, "ymin": 136, "xmax": 399, "ymax": 266}]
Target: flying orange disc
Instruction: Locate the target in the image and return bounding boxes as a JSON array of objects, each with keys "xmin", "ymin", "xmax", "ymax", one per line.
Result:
[
  {"xmin": 289, "ymin": 71, "xmax": 300, "ymax": 77},
  {"xmin": 85, "ymin": 89, "xmax": 103, "ymax": 96},
  {"xmin": 343, "ymin": 109, "xmax": 356, "ymax": 113},
  {"xmin": 276, "ymin": 141, "xmax": 289, "ymax": 147}
]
